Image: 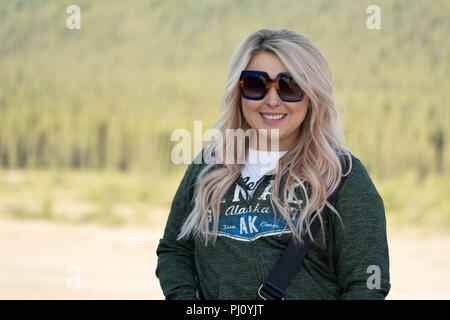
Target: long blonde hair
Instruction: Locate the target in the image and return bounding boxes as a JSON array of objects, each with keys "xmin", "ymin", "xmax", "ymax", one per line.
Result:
[{"xmin": 178, "ymin": 28, "xmax": 352, "ymax": 246}]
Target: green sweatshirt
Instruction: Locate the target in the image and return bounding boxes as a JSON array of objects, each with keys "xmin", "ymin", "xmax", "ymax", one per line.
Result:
[{"xmin": 156, "ymin": 151, "xmax": 390, "ymax": 300}]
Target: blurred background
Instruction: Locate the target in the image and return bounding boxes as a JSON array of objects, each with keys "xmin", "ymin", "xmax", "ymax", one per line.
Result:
[{"xmin": 0, "ymin": 0, "xmax": 448, "ymax": 299}]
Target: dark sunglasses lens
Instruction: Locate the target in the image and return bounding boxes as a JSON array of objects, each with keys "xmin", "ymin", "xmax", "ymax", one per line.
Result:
[
  {"xmin": 242, "ymin": 75, "xmax": 266, "ymax": 98},
  {"xmin": 279, "ymin": 77, "xmax": 304, "ymax": 100}
]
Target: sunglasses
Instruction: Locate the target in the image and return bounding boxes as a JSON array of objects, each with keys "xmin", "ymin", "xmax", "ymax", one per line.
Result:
[{"xmin": 239, "ymin": 70, "xmax": 305, "ymax": 102}]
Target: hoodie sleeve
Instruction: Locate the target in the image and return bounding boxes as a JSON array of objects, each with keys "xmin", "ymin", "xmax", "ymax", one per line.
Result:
[
  {"xmin": 333, "ymin": 156, "xmax": 391, "ymax": 299},
  {"xmin": 155, "ymin": 160, "xmax": 203, "ymax": 300}
]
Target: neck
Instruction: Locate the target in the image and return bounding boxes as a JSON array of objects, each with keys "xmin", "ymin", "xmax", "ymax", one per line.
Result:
[{"xmin": 250, "ymin": 140, "xmax": 290, "ymax": 152}]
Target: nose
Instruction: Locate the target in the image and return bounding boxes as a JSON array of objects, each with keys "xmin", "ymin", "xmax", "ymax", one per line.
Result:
[{"xmin": 265, "ymin": 84, "xmax": 281, "ymax": 107}]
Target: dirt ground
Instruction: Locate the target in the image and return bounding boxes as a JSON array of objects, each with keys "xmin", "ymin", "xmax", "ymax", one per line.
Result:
[{"xmin": 1, "ymin": 218, "xmax": 449, "ymax": 300}]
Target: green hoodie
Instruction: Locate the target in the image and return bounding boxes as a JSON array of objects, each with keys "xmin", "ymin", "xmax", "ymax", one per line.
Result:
[{"xmin": 156, "ymin": 151, "xmax": 390, "ymax": 300}]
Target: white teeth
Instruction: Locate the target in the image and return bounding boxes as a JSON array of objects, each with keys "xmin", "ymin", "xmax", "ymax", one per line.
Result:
[{"xmin": 262, "ymin": 113, "xmax": 286, "ymax": 120}]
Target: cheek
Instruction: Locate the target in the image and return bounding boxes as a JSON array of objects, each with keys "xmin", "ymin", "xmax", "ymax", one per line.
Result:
[
  {"xmin": 241, "ymin": 100, "xmax": 262, "ymax": 122},
  {"xmin": 242, "ymin": 99, "xmax": 261, "ymax": 112},
  {"xmin": 287, "ymin": 101, "xmax": 309, "ymax": 127}
]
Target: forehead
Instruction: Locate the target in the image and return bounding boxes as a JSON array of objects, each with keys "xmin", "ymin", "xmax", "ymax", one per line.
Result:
[{"xmin": 245, "ymin": 51, "xmax": 289, "ymax": 78}]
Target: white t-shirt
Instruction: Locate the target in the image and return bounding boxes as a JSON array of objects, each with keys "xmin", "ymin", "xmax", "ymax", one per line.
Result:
[{"xmin": 240, "ymin": 148, "xmax": 287, "ymax": 197}]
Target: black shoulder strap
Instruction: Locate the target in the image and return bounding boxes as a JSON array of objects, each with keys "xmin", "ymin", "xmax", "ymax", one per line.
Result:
[{"xmin": 256, "ymin": 156, "xmax": 350, "ymax": 300}]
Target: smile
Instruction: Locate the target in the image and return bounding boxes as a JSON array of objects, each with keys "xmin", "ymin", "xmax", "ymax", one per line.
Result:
[{"xmin": 260, "ymin": 113, "xmax": 287, "ymax": 120}]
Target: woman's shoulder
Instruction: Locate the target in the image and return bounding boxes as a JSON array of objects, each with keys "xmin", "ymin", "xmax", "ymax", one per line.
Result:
[
  {"xmin": 182, "ymin": 146, "xmax": 223, "ymax": 184},
  {"xmin": 338, "ymin": 152, "xmax": 381, "ymax": 199}
]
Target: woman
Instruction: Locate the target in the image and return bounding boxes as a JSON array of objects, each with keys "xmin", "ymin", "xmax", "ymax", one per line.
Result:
[{"xmin": 156, "ymin": 28, "xmax": 390, "ymax": 300}]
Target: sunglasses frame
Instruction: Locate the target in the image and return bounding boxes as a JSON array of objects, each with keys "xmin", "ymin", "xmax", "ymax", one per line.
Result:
[{"xmin": 239, "ymin": 70, "xmax": 305, "ymax": 102}]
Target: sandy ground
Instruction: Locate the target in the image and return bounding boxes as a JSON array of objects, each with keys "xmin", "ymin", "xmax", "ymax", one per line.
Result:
[{"xmin": 0, "ymin": 218, "xmax": 449, "ymax": 300}]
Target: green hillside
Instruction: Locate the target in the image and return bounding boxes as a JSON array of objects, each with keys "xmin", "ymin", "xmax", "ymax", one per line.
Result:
[{"xmin": 0, "ymin": 0, "xmax": 449, "ymax": 230}]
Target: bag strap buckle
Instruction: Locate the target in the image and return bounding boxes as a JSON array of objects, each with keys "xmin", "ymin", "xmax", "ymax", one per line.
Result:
[{"xmin": 257, "ymin": 281, "xmax": 285, "ymax": 300}]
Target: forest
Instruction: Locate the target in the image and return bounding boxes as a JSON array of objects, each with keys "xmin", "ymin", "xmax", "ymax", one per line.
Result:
[{"xmin": 0, "ymin": 0, "xmax": 448, "ymax": 232}]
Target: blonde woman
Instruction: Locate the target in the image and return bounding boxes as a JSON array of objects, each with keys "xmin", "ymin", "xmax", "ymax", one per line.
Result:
[{"xmin": 156, "ymin": 28, "xmax": 390, "ymax": 300}]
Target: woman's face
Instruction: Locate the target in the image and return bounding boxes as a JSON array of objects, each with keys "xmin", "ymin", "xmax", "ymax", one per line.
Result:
[{"xmin": 241, "ymin": 51, "xmax": 309, "ymax": 151}]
